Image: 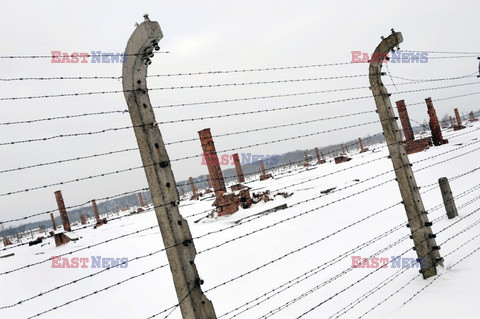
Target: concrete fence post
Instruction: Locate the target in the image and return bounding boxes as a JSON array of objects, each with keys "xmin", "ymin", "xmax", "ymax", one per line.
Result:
[
  {"xmin": 122, "ymin": 15, "xmax": 216, "ymax": 318},
  {"xmin": 369, "ymin": 30, "xmax": 442, "ymax": 279},
  {"xmin": 438, "ymin": 177, "xmax": 458, "ymax": 219}
]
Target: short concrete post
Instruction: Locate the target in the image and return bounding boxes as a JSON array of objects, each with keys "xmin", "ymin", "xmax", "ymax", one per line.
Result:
[
  {"xmin": 54, "ymin": 190, "xmax": 71, "ymax": 232},
  {"xmin": 50, "ymin": 213, "xmax": 57, "ymax": 230},
  {"xmin": 438, "ymin": 177, "xmax": 458, "ymax": 219}
]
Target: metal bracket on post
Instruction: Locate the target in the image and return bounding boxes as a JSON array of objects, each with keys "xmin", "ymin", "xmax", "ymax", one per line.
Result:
[
  {"xmin": 369, "ymin": 29, "xmax": 443, "ymax": 279},
  {"xmin": 122, "ymin": 15, "xmax": 216, "ymax": 318}
]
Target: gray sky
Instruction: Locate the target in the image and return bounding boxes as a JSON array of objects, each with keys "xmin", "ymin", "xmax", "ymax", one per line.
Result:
[{"xmin": 0, "ymin": 0, "xmax": 479, "ymax": 224}]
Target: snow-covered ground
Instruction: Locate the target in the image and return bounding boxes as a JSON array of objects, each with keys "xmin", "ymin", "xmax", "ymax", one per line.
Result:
[{"xmin": 1, "ymin": 121, "xmax": 479, "ymax": 319}]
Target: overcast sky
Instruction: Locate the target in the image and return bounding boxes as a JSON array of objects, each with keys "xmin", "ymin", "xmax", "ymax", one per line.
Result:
[{"xmin": 0, "ymin": 0, "xmax": 479, "ymax": 225}]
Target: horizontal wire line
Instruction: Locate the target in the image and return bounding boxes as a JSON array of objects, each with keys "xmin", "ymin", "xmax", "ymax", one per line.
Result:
[
  {"xmin": 2, "ymin": 75, "xmax": 477, "ymax": 126},
  {"xmin": 0, "ymin": 74, "xmax": 371, "ymax": 101}
]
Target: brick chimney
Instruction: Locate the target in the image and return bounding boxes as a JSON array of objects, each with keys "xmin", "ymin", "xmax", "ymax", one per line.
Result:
[
  {"xmin": 198, "ymin": 129, "xmax": 227, "ymax": 198},
  {"xmin": 50, "ymin": 213, "xmax": 57, "ymax": 231},
  {"xmin": 425, "ymin": 97, "xmax": 448, "ymax": 146},
  {"xmin": 54, "ymin": 190, "xmax": 71, "ymax": 232},
  {"xmin": 315, "ymin": 147, "xmax": 325, "ymax": 164},
  {"xmin": 232, "ymin": 153, "xmax": 245, "ymax": 183},
  {"xmin": 395, "ymin": 100, "xmax": 414, "ymax": 142}
]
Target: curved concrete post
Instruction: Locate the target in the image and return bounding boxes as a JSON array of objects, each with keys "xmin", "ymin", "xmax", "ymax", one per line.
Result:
[
  {"xmin": 369, "ymin": 30, "xmax": 442, "ymax": 279},
  {"xmin": 122, "ymin": 15, "xmax": 216, "ymax": 318}
]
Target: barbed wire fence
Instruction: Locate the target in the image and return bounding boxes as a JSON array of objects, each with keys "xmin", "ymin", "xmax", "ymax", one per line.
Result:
[{"xmin": 1, "ymin": 45, "xmax": 480, "ymax": 319}]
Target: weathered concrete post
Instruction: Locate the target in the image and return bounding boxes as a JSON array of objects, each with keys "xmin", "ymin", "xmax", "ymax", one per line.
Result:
[
  {"xmin": 138, "ymin": 192, "xmax": 145, "ymax": 207},
  {"xmin": 438, "ymin": 177, "xmax": 458, "ymax": 219},
  {"xmin": 369, "ymin": 30, "xmax": 442, "ymax": 279},
  {"xmin": 122, "ymin": 15, "xmax": 216, "ymax": 318},
  {"xmin": 54, "ymin": 190, "xmax": 71, "ymax": 232},
  {"xmin": 232, "ymin": 153, "xmax": 245, "ymax": 183},
  {"xmin": 426, "ymin": 98, "xmax": 448, "ymax": 146},
  {"xmin": 50, "ymin": 213, "xmax": 57, "ymax": 231}
]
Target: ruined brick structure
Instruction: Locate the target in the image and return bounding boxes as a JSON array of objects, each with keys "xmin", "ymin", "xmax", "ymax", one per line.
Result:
[
  {"xmin": 198, "ymin": 128, "xmax": 250, "ymax": 215},
  {"xmin": 50, "ymin": 213, "xmax": 57, "ymax": 231},
  {"xmin": 189, "ymin": 177, "xmax": 200, "ymax": 200},
  {"xmin": 259, "ymin": 159, "xmax": 272, "ymax": 181},
  {"xmin": 334, "ymin": 144, "xmax": 351, "ymax": 164},
  {"xmin": 470, "ymin": 111, "xmax": 478, "ymax": 122},
  {"xmin": 80, "ymin": 214, "xmax": 87, "ymax": 225},
  {"xmin": 358, "ymin": 138, "xmax": 369, "ymax": 153},
  {"xmin": 303, "ymin": 151, "xmax": 312, "ymax": 167},
  {"xmin": 54, "ymin": 190, "xmax": 71, "ymax": 232},
  {"xmin": 425, "ymin": 98, "xmax": 448, "ymax": 146},
  {"xmin": 395, "ymin": 99, "xmax": 432, "ymax": 154},
  {"xmin": 138, "ymin": 192, "xmax": 145, "ymax": 207},
  {"xmin": 315, "ymin": 147, "xmax": 326, "ymax": 164},
  {"xmin": 2, "ymin": 235, "xmax": 12, "ymax": 246},
  {"xmin": 453, "ymin": 108, "xmax": 466, "ymax": 131},
  {"xmin": 232, "ymin": 153, "xmax": 245, "ymax": 183},
  {"xmin": 91, "ymin": 199, "xmax": 105, "ymax": 227}
]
